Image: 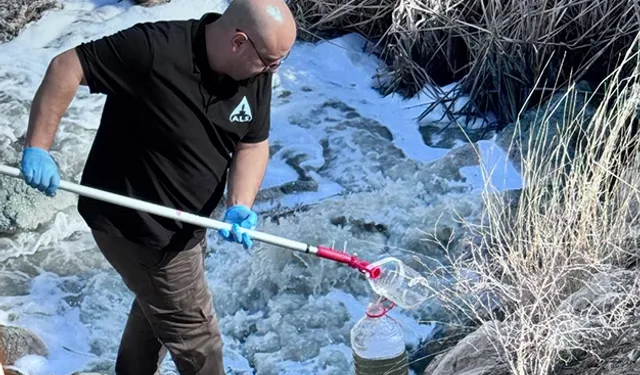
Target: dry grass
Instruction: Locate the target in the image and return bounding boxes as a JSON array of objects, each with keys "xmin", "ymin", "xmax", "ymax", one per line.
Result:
[
  {"xmin": 415, "ymin": 32, "xmax": 640, "ymax": 374},
  {"xmin": 288, "ymin": 0, "xmax": 395, "ymax": 42},
  {"xmin": 288, "ymin": 0, "xmax": 640, "ymax": 127},
  {"xmin": 288, "ymin": 1, "xmax": 640, "ymax": 371}
]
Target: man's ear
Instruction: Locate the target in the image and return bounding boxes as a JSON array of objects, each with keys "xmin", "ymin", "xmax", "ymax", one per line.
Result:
[{"xmin": 230, "ymin": 31, "xmax": 247, "ymax": 52}]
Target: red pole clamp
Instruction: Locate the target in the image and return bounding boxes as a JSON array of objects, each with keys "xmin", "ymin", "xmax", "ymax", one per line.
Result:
[{"xmin": 316, "ymin": 246, "xmax": 381, "ymax": 279}]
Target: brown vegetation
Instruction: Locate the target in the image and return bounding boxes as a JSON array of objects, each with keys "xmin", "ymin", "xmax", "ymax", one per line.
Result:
[{"xmin": 287, "ymin": 0, "xmax": 640, "ymax": 128}]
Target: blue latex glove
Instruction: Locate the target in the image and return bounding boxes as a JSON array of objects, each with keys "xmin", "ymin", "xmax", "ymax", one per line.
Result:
[
  {"xmin": 218, "ymin": 205, "xmax": 258, "ymax": 249},
  {"xmin": 20, "ymin": 147, "xmax": 61, "ymax": 197}
]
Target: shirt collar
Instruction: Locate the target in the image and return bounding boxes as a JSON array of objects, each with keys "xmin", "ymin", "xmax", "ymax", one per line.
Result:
[{"xmin": 192, "ymin": 12, "xmax": 220, "ymax": 81}]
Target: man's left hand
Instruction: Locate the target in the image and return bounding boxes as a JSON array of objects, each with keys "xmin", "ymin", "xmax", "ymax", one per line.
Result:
[{"xmin": 218, "ymin": 204, "xmax": 258, "ymax": 249}]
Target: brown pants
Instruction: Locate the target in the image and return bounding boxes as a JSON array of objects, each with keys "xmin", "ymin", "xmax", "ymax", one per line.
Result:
[{"xmin": 92, "ymin": 230, "xmax": 226, "ymax": 375}]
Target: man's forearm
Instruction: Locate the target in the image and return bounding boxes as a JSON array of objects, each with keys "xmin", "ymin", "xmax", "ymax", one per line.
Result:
[
  {"xmin": 226, "ymin": 139, "xmax": 269, "ymax": 208},
  {"xmin": 25, "ymin": 49, "xmax": 84, "ymax": 150}
]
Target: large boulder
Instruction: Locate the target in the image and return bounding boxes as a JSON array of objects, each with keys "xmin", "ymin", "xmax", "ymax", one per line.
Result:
[
  {"xmin": 0, "ymin": 169, "xmax": 76, "ymax": 234},
  {"xmin": 423, "ymin": 320, "xmax": 510, "ymax": 375},
  {"xmin": 0, "ymin": 0, "xmax": 61, "ymax": 43},
  {"xmin": 0, "ymin": 324, "xmax": 48, "ymax": 366},
  {"xmin": 420, "ymin": 270, "xmax": 640, "ymax": 375},
  {"xmin": 554, "ymin": 271, "xmax": 640, "ymax": 375}
]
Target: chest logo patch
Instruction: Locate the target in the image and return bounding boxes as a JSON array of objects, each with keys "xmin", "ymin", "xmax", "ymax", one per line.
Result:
[{"xmin": 229, "ymin": 96, "xmax": 253, "ymax": 123}]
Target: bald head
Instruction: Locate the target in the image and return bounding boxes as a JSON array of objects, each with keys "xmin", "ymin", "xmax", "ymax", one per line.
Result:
[
  {"xmin": 208, "ymin": 0, "xmax": 296, "ymax": 77},
  {"xmin": 224, "ymin": 0, "xmax": 296, "ymax": 33}
]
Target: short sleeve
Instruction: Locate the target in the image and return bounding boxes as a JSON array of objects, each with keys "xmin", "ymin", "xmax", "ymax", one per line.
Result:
[
  {"xmin": 241, "ymin": 74, "xmax": 272, "ymax": 143},
  {"xmin": 75, "ymin": 22, "xmax": 154, "ymax": 97}
]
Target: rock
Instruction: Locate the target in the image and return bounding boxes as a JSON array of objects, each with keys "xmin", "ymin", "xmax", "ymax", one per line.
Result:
[
  {"xmin": 558, "ymin": 271, "xmax": 640, "ymax": 316},
  {"xmin": 329, "ymin": 215, "xmax": 390, "ymax": 238},
  {"xmin": 3, "ymin": 366, "xmax": 29, "ymax": 375},
  {"xmin": 556, "ymin": 311, "xmax": 640, "ymax": 375},
  {"xmin": 554, "ymin": 270, "xmax": 640, "ymax": 366},
  {"xmin": 255, "ymin": 178, "xmax": 320, "ymax": 203},
  {"xmin": 410, "ymin": 323, "xmax": 476, "ymax": 372},
  {"xmin": 495, "ymin": 80, "xmax": 597, "ymax": 173},
  {"xmin": 420, "ymin": 123, "xmax": 495, "ymax": 149},
  {"xmin": 0, "ymin": 167, "xmax": 76, "ymax": 234},
  {"xmin": 0, "ymin": 324, "xmax": 48, "ymax": 366},
  {"xmin": 417, "ymin": 142, "xmax": 480, "ymax": 184},
  {"xmin": 421, "ymin": 271, "xmax": 640, "ymax": 375},
  {"xmin": 253, "ymin": 145, "xmax": 321, "ymax": 204},
  {"xmin": 423, "ymin": 320, "xmax": 511, "ymax": 375},
  {"xmin": 134, "ymin": 0, "xmax": 171, "ymax": 6},
  {"xmin": 0, "ymin": 0, "xmax": 62, "ymax": 43}
]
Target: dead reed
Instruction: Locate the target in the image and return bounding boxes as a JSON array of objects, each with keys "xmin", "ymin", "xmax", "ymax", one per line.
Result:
[{"xmin": 288, "ymin": 0, "xmax": 640, "ymax": 127}]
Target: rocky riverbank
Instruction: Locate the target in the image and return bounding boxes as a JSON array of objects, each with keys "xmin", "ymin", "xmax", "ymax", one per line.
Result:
[
  {"xmin": 0, "ymin": 0, "xmax": 172, "ymax": 43},
  {"xmin": 421, "ymin": 270, "xmax": 640, "ymax": 375},
  {"xmin": 0, "ymin": 0, "xmax": 61, "ymax": 43}
]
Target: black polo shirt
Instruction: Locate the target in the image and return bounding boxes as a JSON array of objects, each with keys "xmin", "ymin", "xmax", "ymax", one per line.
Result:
[{"xmin": 74, "ymin": 12, "xmax": 272, "ymax": 251}]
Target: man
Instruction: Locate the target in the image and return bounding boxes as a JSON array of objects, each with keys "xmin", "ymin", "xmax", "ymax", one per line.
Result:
[{"xmin": 18, "ymin": 0, "xmax": 297, "ymax": 373}]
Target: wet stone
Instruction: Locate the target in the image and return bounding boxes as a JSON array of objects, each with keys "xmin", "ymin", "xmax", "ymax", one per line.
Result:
[{"xmin": 0, "ymin": 0, "xmax": 62, "ymax": 43}]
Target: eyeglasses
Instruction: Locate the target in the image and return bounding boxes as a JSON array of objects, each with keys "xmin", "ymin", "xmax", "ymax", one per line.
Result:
[{"xmin": 236, "ymin": 29, "xmax": 289, "ymax": 72}]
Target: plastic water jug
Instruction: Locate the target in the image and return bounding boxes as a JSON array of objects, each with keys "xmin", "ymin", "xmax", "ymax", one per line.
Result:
[{"xmin": 350, "ymin": 297, "xmax": 409, "ymax": 375}]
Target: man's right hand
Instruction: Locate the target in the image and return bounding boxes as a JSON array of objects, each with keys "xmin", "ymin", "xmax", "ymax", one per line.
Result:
[{"xmin": 20, "ymin": 147, "xmax": 60, "ymax": 197}]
